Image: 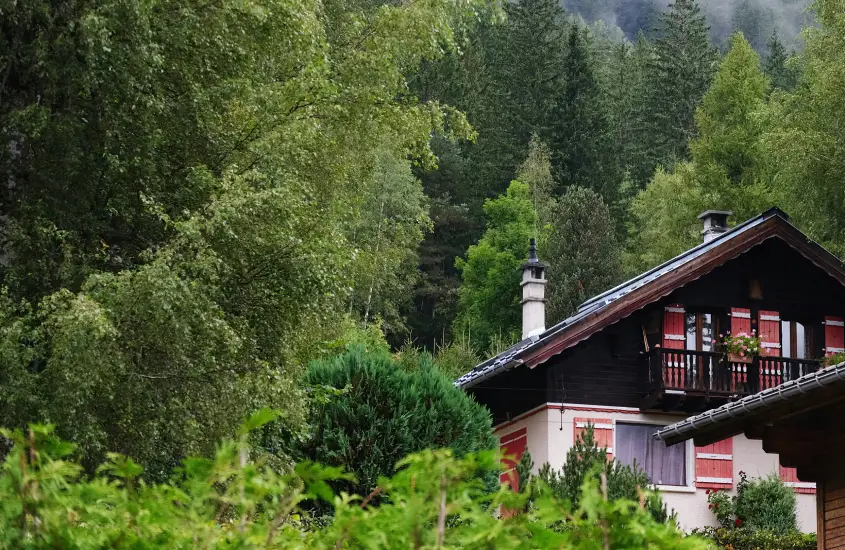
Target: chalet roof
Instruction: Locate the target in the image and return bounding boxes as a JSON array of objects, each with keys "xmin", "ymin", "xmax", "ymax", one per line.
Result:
[
  {"xmin": 456, "ymin": 207, "xmax": 845, "ymax": 389},
  {"xmin": 655, "ymin": 360, "xmax": 845, "ymax": 447}
]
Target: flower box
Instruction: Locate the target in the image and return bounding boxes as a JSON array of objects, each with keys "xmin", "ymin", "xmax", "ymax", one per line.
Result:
[{"xmin": 728, "ymin": 353, "xmax": 753, "ymax": 364}]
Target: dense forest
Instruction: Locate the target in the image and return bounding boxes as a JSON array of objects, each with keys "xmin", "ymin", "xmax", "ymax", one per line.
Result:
[{"xmin": 2, "ymin": 0, "xmax": 845, "ymax": 486}]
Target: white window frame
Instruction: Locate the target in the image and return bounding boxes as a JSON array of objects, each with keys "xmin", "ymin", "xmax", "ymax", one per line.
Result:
[{"xmin": 612, "ymin": 418, "xmax": 696, "ymax": 493}]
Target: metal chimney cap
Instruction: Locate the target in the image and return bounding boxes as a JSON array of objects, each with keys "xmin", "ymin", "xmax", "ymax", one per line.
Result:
[
  {"xmin": 697, "ymin": 210, "xmax": 734, "ymax": 220},
  {"xmin": 521, "ymin": 238, "xmax": 548, "ymax": 269}
]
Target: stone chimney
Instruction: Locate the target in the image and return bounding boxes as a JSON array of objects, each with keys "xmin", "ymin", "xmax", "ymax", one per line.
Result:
[
  {"xmin": 698, "ymin": 210, "xmax": 733, "ymax": 243},
  {"xmin": 521, "ymin": 238, "xmax": 547, "ymax": 339}
]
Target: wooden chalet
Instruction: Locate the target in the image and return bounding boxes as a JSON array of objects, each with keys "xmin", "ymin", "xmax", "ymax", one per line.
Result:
[{"xmin": 458, "ymin": 207, "xmax": 845, "ymax": 530}]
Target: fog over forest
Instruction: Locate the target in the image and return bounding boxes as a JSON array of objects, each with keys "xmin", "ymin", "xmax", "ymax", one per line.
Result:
[{"xmin": 566, "ymin": 0, "xmax": 812, "ymax": 50}]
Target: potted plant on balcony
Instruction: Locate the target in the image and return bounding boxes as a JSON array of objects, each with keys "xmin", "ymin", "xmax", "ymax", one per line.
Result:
[
  {"xmin": 823, "ymin": 351, "xmax": 845, "ymax": 368},
  {"xmin": 720, "ymin": 330, "xmax": 761, "ymax": 364}
]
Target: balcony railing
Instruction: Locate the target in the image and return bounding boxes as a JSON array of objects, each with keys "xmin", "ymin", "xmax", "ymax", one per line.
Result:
[{"xmin": 644, "ymin": 348, "xmax": 822, "ymax": 399}]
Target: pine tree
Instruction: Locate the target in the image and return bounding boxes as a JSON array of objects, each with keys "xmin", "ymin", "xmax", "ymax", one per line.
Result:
[
  {"xmin": 647, "ymin": 0, "xmax": 718, "ymax": 171},
  {"xmin": 763, "ymin": 30, "xmax": 798, "ymax": 91},
  {"xmin": 731, "ymin": 0, "xmax": 773, "ymax": 53},
  {"xmin": 547, "ymin": 25, "xmax": 615, "ymax": 201},
  {"xmin": 493, "ymin": 0, "xmax": 569, "ymax": 169},
  {"xmin": 545, "ymin": 187, "xmax": 621, "ymax": 323}
]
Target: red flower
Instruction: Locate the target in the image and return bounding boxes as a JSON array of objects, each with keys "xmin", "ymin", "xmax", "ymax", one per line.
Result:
[
  {"xmin": 708, "ymin": 504, "xmax": 713, "ymax": 509},
  {"xmin": 705, "ymin": 489, "xmax": 711, "ymax": 495},
  {"xmin": 735, "ymin": 518, "xmax": 743, "ymax": 527}
]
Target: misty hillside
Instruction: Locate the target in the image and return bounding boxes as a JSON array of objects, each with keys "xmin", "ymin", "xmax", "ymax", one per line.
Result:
[{"xmin": 565, "ymin": 0, "xmax": 812, "ymax": 50}]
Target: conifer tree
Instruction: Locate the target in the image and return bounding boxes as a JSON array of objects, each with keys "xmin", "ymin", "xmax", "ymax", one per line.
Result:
[
  {"xmin": 647, "ymin": 0, "xmax": 718, "ymax": 170},
  {"xmin": 545, "ymin": 187, "xmax": 621, "ymax": 323},
  {"xmin": 547, "ymin": 25, "xmax": 615, "ymax": 201},
  {"xmin": 764, "ymin": 30, "xmax": 798, "ymax": 91},
  {"xmin": 494, "ymin": 0, "xmax": 569, "ymax": 168}
]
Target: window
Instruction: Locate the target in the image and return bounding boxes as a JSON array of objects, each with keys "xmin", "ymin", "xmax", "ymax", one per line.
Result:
[
  {"xmin": 616, "ymin": 423, "xmax": 687, "ymax": 486},
  {"xmin": 685, "ymin": 312, "xmax": 719, "ymax": 352},
  {"xmin": 780, "ymin": 320, "xmax": 813, "ymax": 359}
]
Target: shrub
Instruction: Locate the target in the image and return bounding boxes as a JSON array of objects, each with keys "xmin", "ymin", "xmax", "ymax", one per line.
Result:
[
  {"xmin": 734, "ymin": 473, "xmax": 798, "ymax": 533},
  {"xmin": 694, "ymin": 527, "xmax": 816, "ymax": 550},
  {"xmin": 0, "ymin": 419, "xmax": 710, "ymax": 549},
  {"xmin": 536, "ymin": 424, "xmax": 671, "ymax": 522},
  {"xmin": 299, "ymin": 346, "xmax": 498, "ymax": 498}
]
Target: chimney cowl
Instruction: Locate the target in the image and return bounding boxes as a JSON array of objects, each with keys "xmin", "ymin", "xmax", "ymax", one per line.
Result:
[{"xmin": 698, "ymin": 210, "xmax": 733, "ymax": 243}]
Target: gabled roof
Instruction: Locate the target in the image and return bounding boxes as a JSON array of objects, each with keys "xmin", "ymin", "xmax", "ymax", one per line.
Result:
[{"xmin": 456, "ymin": 207, "xmax": 845, "ymax": 389}]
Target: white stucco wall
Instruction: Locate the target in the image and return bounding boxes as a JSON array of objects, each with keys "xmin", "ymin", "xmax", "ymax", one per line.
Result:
[{"xmin": 495, "ymin": 403, "xmax": 816, "ymax": 533}]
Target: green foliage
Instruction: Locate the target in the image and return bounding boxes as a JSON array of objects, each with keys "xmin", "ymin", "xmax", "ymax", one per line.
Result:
[
  {"xmin": 345, "ymin": 149, "xmax": 432, "ymax": 338},
  {"xmin": 734, "ymin": 474, "xmax": 798, "ymax": 533},
  {"xmin": 299, "ymin": 347, "xmax": 497, "ymax": 498},
  {"xmin": 0, "ymin": 0, "xmax": 481, "ymax": 477},
  {"xmin": 695, "ymin": 527, "xmax": 816, "ymax": 550},
  {"xmin": 759, "ymin": 0, "xmax": 845, "ymax": 257},
  {"xmin": 0, "ymin": 419, "xmax": 708, "ymax": 549},
  {"xmin": 455, "ymin": 181, "xmax": 538, "ymax": 349},
  {"xmin": 705, "ymin": 472, "xmax": 798, "ymax": 534},
  {"xmin": 545, "ymin": 186, "xmax": 622, "ymax": 323},
  {"xmin": 515, "ymin": 450, "xmax": 535, "ymax": 493},
  {"xmin": 764, "ymin": 30, "xmax": 799, "ymax": 91},
  {"xmin": 626, "ymin": 33, "xmax": 771, "ymax": 273},
  {"xmin": 548, "ymin": 25, "xmax": 616, "ymax": 201},
  {"xmin": 537, "ymin": 425, "xmax": 670, "ymax": 523},
  {"xmin": 647, "ymin": 0, "xmax": 718, "ymax": 169}
]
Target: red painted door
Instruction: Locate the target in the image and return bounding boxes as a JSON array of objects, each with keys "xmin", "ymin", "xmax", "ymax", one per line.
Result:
[
  {"xmin": 758, "ymin": 310, "xmax": 782, "ymax": 389},
  {"xmin": 663, "ymin": 305, "xmax": 686, "ymax": 388},
  {"xmin": 825, "ymin": 316, "xmax": 845, "ymax": 359},
  {"xmin": 730, "ymin": 308, "xmax": 751, "ymax": 392},
  {"xmin": 499, "ymin": 428, "xmax": 527, "ymax": 491}
]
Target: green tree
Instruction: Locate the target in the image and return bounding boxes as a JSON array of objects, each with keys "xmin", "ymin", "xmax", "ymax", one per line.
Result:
[
  {"xmin": 764, "ymin": 30, "xmax": 799, "ymax": 91},
  {"xmin": 545, "ymin": 187, "xmax": 622, "ymax": 323},
  {"xmin": 517, "ymin": 135, "xmax": 557, "ymax": 238},
  {"xmin": 548, "ymin": 25, "xmax": 616, "ymax": 202},
  {"xmin": 455, "ymin": 181, "xmax": 538, "ymax": 350},
  {"xmin": 346, "ymin": 149, "xmax": 431, "ymax": 338},
  {"xmin": 299, "ymin": 347, "xmax": 497, "ymax": 499},
  {"xmin": 647, "ymin": 0, "xmax": 718, "ymax": 170},
  {"xmin": 0, "ymin": 0, "xmax": 482, "ymax": 477},
  {"xmin": 626, "ymin": 33, "xmax": 771, "ymax": 273},
  {"xmin": 537, "ymin": 424, "xmax": 670, "ymax": 522},
  {"xmin": 691, "ymin": 32, "xmax": 769, "ymax": 187}
]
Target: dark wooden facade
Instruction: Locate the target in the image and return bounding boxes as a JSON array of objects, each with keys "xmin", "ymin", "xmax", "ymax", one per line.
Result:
[{"xmin": 470, "ymin": 238, "xmax": 845, "ymax": 426}]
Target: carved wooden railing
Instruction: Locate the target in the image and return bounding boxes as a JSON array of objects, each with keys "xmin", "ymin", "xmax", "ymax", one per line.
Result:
[{"xmin": 644, "ymin": 349, "xmax": 822, "ymax": 399}]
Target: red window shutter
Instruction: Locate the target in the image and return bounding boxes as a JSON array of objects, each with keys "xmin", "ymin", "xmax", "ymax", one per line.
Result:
[
  {"xmin": 695, "ymin": 438, "xmax": 733, "ymax": 489},
  {"xmin": 779, "ymin": 465, "xmax": 816, "ymax": 494},
  {"xmin": 573, "ymin": 417, "xmax": 613, "ymax": 460},
  {"xmin": 758, "ymin": 310, "xmax": 782, "ymax": 389},
  {"xmin": 663, "ymin": 304, "xmax": 686, "ymax": 388},
  {"xmin": 499, "ymin": 428, "xmax": 527, "ymax": 491},
  {"xmin": 730, "ymin": 308, "xmax": 752, "ymax": 391},
  {"xmin": 824, "ymin": 316, "xmax": 845, "ymax": 357}
]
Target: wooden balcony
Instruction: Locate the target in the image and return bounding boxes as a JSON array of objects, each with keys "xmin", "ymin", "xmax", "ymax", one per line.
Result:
[{"xmin": 642, "ymin": 348, "xmax": 822, "ymax": 412}]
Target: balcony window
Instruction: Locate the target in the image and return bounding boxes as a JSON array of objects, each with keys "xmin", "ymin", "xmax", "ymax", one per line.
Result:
[
  {"xmin": 616, "ymin": 423, "xmax": 687, "ymax": 486},
  {"xmin": 781, "ymin": 320, "xmax": 813, "ymax": 359},
  {"xmin": 685, "ymin": 312, "xmax": 717, "ymax": 352}
]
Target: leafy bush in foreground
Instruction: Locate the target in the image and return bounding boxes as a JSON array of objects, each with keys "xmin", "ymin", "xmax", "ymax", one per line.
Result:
[
  {"xmin": 695, "ymin": 527, "xmax": 816, "ymax": 550},
  {"xmin": 706, "ymin": 471, "xmax": 798, "ymax": 533},
  {"xmin": 0, "ymin": 414, "xmax": 708, "ymax": 549}
]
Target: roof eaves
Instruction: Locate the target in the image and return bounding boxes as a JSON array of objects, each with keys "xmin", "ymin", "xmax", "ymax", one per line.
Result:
[{"xmin": 655, "ymin": 361, "xmax": 845, "ymax": 445}]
